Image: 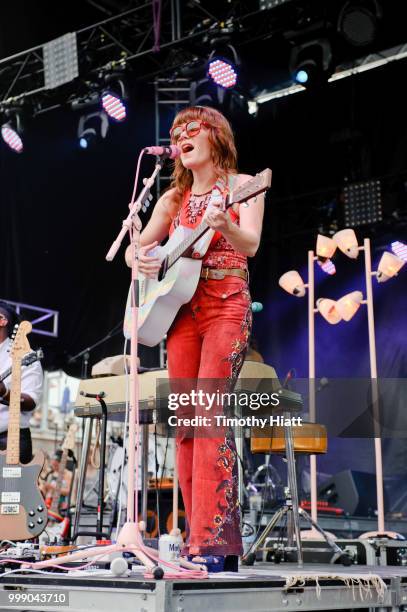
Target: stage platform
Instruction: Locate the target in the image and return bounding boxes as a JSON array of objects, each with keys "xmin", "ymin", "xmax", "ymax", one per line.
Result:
[{"xmin": 1, "ymin": 563, "xmax": 407, "ymax": 612}]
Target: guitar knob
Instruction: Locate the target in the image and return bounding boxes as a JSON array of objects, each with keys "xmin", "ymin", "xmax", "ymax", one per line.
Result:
[
  {"xmin": 37, "ymin": 518, "xmax": 43, "ymax": 524},
  {"xmin": 37, "ymin": 505, "xmax": 44, "ymax": 512},
  {"xmin": 28, "ymin": 522, "xmax": 35, "ymax": 529},
  {"xmin": 29, "ymin": 510, "xmax": 35, "ymax": 517}
]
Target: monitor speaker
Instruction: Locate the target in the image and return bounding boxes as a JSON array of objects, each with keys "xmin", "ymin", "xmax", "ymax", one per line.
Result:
[{"xmin": 318, "ymin": 470, "xmax": 380, "ymax": 516}]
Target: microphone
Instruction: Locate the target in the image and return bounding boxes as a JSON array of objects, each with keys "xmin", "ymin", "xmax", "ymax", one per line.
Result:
[
  {"xmin": 143, "ymin": 145, "xmax": 180, "ymax": 159},
  {"xmin": 251, "ymin": 302, "xmax": 263, "ymax": 313}
]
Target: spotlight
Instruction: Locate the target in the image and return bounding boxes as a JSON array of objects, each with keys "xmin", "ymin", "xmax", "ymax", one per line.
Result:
[
  {"xmin": 335, "ymin": 291, "xmax": 363, "ymax": 321},
  {"xmin": 101, "ymin": 91, "xmax": 126, "ymax": 122},
  {"xmin": 1, "ymin": 123, "xmax": 23, "ymax": 153},
  {"xmin": 208, "ymin": 59, "xmax": 237, "ymax": 89},
  {"xmin": 337, "ymin": 0, "xmax": 382, "ymax": 47},
  {"xmin": 333, "ymin": 229, "xmax": 359, "ymax": 259},
  {"xmin": 317, "ymin": 259, "xmax": 336, "ymax": 275},
  {"xmin": 1, "ymin": 110, "xmax": 24, "ymax": 153},
  {"xmin": 316, "ymin": 235, "xmax": 337, "ymax": 259},
  {"xmin": 391, "ymin": 241, "xmax": 407, "ymax": 262},
  {"xmin": 207, "ymin": 41, "xmax": 239, "ymax": 89},
  {"xmin": 101, "ymin": 72, "xmax": 128, "ymax": 122},
  {"xmin": 376, "ymin": 252, "xmax": 405, "ymax": 283},
  {"xmin": 278, "ymin": 270, "xmax": 306, "ymax": 297},
  {"xmin": 316, "ymin": 298, "xmax": 342, "ymax": 324},
  {"xmin": 77, "ymin": 111, "xmax": 109, "ymax": 150},
  {"xmin": 289, "ymin": 39, "xmax": 333, "ymax": 88}
]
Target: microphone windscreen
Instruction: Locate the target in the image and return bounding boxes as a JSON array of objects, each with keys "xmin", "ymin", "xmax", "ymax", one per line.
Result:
[{"xmin": 169, "ymin": 144, "xmax": 181, "ymax": 159}]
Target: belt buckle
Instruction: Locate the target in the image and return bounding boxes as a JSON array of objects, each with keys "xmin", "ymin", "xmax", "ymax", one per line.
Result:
[{"xmin": 203, "ymin": 267, "xmax": 209, "ymax": 281}]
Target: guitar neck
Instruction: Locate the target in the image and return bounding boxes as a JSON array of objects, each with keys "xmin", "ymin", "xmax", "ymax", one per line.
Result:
[
  {"xmin": 6, "ymin": 360, "xmax": 22, "ymax": 465},
  {"xmin": 50, "ymin": 450, "xmax": 68, "ymax": 514},
  {"xmin": 165, "ymin": 170, "xmax": 271, "ymax": 270}
]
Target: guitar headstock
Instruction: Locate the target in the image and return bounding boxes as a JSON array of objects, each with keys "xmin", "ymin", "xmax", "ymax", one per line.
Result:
[
  {"xmin": 10, "ymin": 321, "xmax": 32, "ymax": 361},
  {"xmin": 62, "ymin": 423, "xmax": 78, "ymax": 451},
  {"xmin": 228, "ymin": 168, "xmax": 272, "ymax": 206}
]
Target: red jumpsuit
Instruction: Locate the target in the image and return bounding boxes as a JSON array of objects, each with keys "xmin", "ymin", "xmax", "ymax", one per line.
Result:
[{"xmin": 166, "ymin": 186, "xmax": 252, "ymax": 557}]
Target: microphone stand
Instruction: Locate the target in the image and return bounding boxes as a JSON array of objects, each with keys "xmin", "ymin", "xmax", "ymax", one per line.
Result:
[{"xmin": 68, "ymin": 324, "xmax": 123, "ymax": 379}]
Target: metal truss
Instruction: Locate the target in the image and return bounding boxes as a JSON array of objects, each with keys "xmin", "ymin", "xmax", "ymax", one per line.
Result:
[
  {"xmin": 154, "ymin": 77, "xmax": 189, "ymax": 197},
  {"xmin": 252, "ymin": 42, "xmax": 407, "ymax": 107},
  {"xmin": 0, "ymin": 299, "xmax": 59, "ymax": 337},
  {"xmin": 0, "ymin": 0, "xmax": 264, "ymax": 114}
]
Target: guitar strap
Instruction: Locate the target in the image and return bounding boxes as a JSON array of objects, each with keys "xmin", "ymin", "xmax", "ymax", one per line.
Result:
[{"xmin": 191, "ymin": 174, "xmax": 237, "ymax": 259}]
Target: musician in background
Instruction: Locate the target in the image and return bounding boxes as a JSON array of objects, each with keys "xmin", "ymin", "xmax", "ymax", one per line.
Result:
[
  {"xmin": 42, "ymin": 449, "xmax": 73, "ymax": 512},
  {"xmin": 131, "ymin": 106, "xmax": 264, "ymax": 571},
  {"xmin": 0, "ymin": 302, "xmax": 43, "ymax": 463}
]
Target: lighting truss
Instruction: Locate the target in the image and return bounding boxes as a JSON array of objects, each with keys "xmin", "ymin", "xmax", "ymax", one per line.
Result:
[
  {"xmin": 252, "ymin": 42, "xmax": 407, "ymax": 108},
  {"xmin": 0, "ymin": 1, "xmax": 261, "ymax": 114},
  {"xmin": 259, "ymin": 0, "xmax": 296, "ymax": 9},
  {"xmin": 0, "ymin": 299, "xmax": 59, "ymax": 337}
]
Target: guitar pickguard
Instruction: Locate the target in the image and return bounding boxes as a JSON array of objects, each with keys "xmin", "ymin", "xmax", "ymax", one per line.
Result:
[{"xmin": 0, "ymin": 451, "xmax": 47, "ymax": 540}]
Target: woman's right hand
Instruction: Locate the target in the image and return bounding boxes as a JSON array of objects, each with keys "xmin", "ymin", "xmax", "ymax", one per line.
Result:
[{"xmin": 126, "ymin": 241, "xmax": 162, "ymax": 278}]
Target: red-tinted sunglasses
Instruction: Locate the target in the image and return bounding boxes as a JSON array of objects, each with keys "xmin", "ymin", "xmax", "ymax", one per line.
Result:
[{"xmin": 170, "ymin": 120, "xmax": 213, "ymax": 142}]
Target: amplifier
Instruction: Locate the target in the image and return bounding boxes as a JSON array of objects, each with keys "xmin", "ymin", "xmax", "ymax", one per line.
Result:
[{"xmin": 262, "ymin": 537, "xmax": 407, "ymax": 566}]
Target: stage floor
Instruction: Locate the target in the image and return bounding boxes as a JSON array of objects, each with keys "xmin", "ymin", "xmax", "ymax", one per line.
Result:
[{"xmin": 1, "ymin": 562, "xmax": 407, "ymax": 611}]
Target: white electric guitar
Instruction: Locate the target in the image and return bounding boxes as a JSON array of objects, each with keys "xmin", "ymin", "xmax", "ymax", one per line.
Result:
[{"xmin": 124, "ymin": 169, "xmax": 272, "ymax": 347}]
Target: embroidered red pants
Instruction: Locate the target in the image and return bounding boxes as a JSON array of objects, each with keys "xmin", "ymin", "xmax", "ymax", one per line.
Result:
[{"xmin": 167, "ymin": 276, "xmax": 252, "ymax": 556}]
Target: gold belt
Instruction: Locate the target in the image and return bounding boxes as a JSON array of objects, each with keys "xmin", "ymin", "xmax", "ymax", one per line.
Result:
[{"xmin": 200, "ymin": 267, "xmax": 248, "ymax": 281}]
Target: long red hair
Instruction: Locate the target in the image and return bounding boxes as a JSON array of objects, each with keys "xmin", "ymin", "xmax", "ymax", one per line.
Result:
[{"xmin": 169, "ymin": 106, "xmax": 238, "ymax": 199}]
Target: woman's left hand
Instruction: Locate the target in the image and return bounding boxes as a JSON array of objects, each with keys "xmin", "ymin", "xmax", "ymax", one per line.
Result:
[{"xmin": 204, "ymin": 204, "xmax": 232, "ymax": 232}]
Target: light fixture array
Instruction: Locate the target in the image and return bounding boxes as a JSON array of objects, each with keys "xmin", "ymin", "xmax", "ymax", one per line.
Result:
[{"xmin": 279, "ymin": 228, "xmax": 405, "ymax": 324}]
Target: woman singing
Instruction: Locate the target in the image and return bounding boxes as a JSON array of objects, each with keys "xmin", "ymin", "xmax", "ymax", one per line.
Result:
[{"xmin": 135, "ymin": 106, "xmax": 264, "ymax": 571}]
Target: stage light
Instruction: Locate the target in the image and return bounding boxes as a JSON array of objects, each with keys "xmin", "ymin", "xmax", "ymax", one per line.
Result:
[
  {"xmin": 335, "ymin": 291, "xmax": 363, "ymax": 321},
  {"xmin": 289, "ymin": 39, "xmax": 333, "ymax": 88},
  {"xmin": 317, "ymin": 259, "xmax": 336, "ymax": 275},
  {"xmin": 101, "ymin": 91, "xmax": 126, "ymax": 122},
  {"xmin": 316, "ymin": 298, "xmax": 342, "ymax": 324},
  {"xmin": 333, "ymin": 229, "xmax": 359, "ymax": 259},
  {"xmin": 278, "ymin": 270, "xmax": 306, "ymax": 297},
  {"xmin": 1, "ymin": 108, "xmax": 24, "ymax": 154},
  {"xmin": 316, "ymin": 235, "xmax": 337, "ymax": 259},
  {"xmin": 100, "ymin": 72, "xmax": 128, "ymax": 122},
  {"xmin": 391, "ymin": 241, "xmax": 407, "ymax": 262},
  {"xmin": 343, "ymin": 179, "xmax": 382, "ymax": 227},
  {"xmin": 376, "ymin": 252, "xmax": 405, "ymax": 283},
  {"xmin": 208, "ymin": 59, "xmax": 237, "ymax": 89},
  {"xmin": 1, "ymin": 123, "xmax": 23, "ymax": 153},
  {"xmin": 295, "ymin": 69, "xmax": 309, "ymax": 84},
  {"xmin": 337, "ymin": 0, "xmax": 382, "ymax": 47},
  {"xmin": 79, "ymin": 132, "xmax": 94, "ymax": 149},
  {"xmin": 77, "ymin": 111, "xmax": 109, "ymax": 150}
]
